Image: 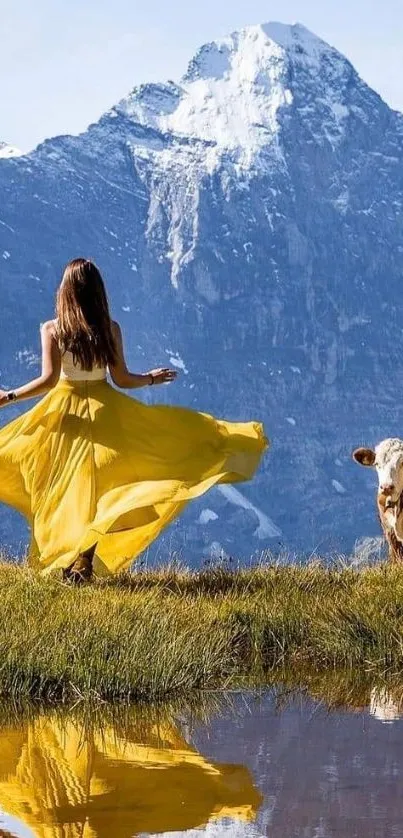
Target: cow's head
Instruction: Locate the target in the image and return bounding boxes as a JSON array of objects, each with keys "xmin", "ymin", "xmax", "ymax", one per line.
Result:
[{"xmin": 353, "ymin": 438, "xmax": 403, "ymax": 504}]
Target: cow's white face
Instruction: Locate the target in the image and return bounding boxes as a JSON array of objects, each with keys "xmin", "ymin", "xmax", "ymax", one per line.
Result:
[{"xmin": 353, "ymin": 438, "xmax": 403, "ymax": 502}]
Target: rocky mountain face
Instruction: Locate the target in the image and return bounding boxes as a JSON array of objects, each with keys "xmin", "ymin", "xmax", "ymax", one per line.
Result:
[{"xmin": 1, "ymin": 22, "xmax": 403, "ymax": 561}]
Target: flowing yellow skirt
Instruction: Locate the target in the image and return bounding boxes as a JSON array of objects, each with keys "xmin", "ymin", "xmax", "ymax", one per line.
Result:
[{"xmin": 0, "ymin": 379, "xmax": 268, "ymax": 575}]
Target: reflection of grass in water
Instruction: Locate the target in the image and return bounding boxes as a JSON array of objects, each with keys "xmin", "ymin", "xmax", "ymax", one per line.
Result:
[
  {"xmin": 0, "ymin": 690, "xmax": 221, "ymax": 737},
  {"xmin": 3, "ymin": 560, "xmax": 403, "ymax": 701},
  {"xmin": 0, "ymin": 690, "xmax": 237, "ymax": 757}
]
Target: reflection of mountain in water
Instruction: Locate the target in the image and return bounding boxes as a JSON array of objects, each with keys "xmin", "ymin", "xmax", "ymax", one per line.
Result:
[
  {"xmin": 196, "ymin": 687, "xmax": 403, "ymax": 838},
  {"xmin": 0, "ymin": 714, "xmax": 262, "ymax": 838}
]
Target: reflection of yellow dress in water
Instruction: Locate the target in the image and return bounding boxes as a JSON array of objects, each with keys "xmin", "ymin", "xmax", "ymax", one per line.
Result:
[
  {"xmin": 0, "ymin": 352, "xmax": 267, "ymax": 575},
  {"xmin": 0, "ymin": 715, "xmax": 262, "ymax": 838}
]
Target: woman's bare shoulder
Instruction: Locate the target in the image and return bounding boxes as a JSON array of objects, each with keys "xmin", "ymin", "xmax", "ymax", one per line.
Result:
[
  {"xmin": 41, "ymin": 319, "xmax": 58, "ymax": 337},
  {"xmin": 111, "ymin": 320, "xmax": 122, "ymax": 337}
]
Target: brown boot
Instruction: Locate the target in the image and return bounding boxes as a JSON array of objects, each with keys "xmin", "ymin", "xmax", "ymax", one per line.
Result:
[{"xmin": 63, "ymin": 544, "xmax": 96, "ymax": 585}]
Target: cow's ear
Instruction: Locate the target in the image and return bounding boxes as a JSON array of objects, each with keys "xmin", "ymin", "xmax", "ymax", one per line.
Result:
[{"xmin": 352, "ymin": 447, "xmax": 376, "ymax": 467}]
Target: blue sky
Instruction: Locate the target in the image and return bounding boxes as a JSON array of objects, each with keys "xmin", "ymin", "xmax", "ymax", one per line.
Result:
[{"xmin": 2, "ymin": 0, "xmax": 403, "ymax": 151}]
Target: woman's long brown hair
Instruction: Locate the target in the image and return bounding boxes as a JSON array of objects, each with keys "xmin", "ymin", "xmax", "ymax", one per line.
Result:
[{"xmin": 56, "ymin": 258, "xmax": 117, "ymax": 370}]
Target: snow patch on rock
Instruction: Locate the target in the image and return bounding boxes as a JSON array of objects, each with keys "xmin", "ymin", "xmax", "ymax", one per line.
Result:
[
  {"xmin": 0, "ymin": 142, "xmax": 23, "ymax": 159},
  {"xmin": 199, "ymin": 508, "xmax": 219, "ymax": 525},
  {"xmin": 332, "ymin": 479, "xmax": 346, "ymax": 495},
  {"xmin": 218, "ymin": 485, "xmax": 281, "ymax": 539}
]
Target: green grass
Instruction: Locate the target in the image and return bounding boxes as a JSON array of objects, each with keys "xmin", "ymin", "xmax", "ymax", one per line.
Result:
[{"xmin": 1, "ymin": 559, "xmax": 403, "ymax": 702}]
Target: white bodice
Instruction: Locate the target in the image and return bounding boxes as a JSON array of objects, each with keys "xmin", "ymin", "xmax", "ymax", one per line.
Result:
[{"xmin": 60, "ymin": 350, "xmax": 107, "ymax": 382}]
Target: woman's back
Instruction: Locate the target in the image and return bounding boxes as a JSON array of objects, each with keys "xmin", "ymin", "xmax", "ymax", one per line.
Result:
[
  {"xmin": 53, "ymin": 318, "xmax": 107, "ymax": 382},
  {"xmin": 59, "ymin": 349, "xmax": 106, "ymax": 382}
]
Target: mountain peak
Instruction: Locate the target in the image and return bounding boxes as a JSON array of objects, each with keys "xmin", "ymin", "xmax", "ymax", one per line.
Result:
[
  {"xmin": 262, "ymin": 21, "xmax": 333, "ymax": 58},
  {"xmin": 182, "ymin": 21, "xmax": 344, "ymax": 84},
  {"xmin": 115, "ymin": 21, "xmax": 356, "ymax": 170}
]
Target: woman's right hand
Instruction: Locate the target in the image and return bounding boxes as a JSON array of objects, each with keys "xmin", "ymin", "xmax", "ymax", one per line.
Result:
[{"xmin": 148, "ymin": 368, "xmax": 178, "ymax": 385}]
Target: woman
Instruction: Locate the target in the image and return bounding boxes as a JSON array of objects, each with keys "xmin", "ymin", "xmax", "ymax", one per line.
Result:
[{"xmin": 0, "ymin": 258, "xmax": 268, "ymax": 581}]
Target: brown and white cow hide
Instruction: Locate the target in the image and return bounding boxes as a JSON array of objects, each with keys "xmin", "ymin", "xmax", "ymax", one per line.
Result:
[
  {"xmin": 353, "ymin": 439, "xmax": 403, "ymax": 562},
  {"xmin": 376, "ymin": 491, "xmax": 403, "ymax": 563}
]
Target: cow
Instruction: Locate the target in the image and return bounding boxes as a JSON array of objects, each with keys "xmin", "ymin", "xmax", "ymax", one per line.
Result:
[{"xmin": 353, "ymin": 438, "xmax": 403, "ymax": 562}]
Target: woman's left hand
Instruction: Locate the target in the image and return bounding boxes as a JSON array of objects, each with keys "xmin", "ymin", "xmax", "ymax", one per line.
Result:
[
  {"xmin": 148, "ymin": 368, "xmax": 178, "ymax": 385},
  {"xmin": 0, "ymin": 390, "xmax": 9, "ymax": 408}
]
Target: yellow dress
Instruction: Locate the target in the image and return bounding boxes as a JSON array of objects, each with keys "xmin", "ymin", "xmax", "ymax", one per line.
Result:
[
  {"xmin": 0, "ymin": 712, "xmax": 263, "ymax": 837},
  {"xmin": 0, "ymin": 351, "xmax": 268, "ymax": 575}
]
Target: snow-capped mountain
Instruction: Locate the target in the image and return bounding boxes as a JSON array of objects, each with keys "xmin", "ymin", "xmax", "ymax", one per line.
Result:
[{"xmin": 1, "ymin": 22, "xmax": 402, "ymax": 560}]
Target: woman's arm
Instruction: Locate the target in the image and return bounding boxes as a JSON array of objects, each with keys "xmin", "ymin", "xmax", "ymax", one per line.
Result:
[
  {"xmin": 109, "ymin": 321, "xmax": 177, "ymax": 389},
  {"xmin": 0, "ymin": 321, "xmax": 61, "ymax": 407}
]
